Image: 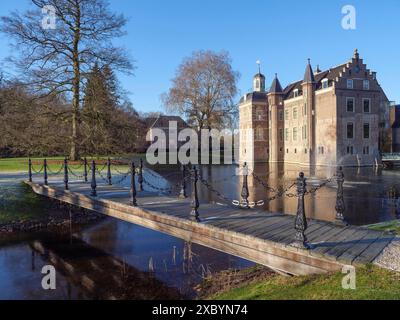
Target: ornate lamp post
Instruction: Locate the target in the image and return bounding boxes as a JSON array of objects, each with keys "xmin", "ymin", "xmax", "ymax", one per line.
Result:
[
  {"xmin": 292, "ymin": 172, "xmax": 308, "ymax": 249},
  {"xmin": 190, "ymin": 166, "xmax": 200, "ymax": 221},
  {"xmin": 240, "ymin": 162, "xmax": 250, "ymax": 208},
  {"xmin": 335, "ymin": 167, "xmax": 347, "ymax": 225}
]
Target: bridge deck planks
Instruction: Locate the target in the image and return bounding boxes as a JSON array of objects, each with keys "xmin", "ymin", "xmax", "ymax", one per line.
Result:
[
  {"xmin": 27, "ymin": 178, "xmax": 396, "ymax": 274},
  {"xmin": 353, "ymin": 234, "xmax": 397, "ymax": 264}
]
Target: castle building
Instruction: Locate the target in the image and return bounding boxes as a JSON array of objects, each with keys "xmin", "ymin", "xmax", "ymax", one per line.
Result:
[
  {"xmin": 239, "ymin": 50, "xmax": 391, "ymax": 166},
  {"xmin": 391, "ymin": 104, "xmax": 400, "ymax": 152}
]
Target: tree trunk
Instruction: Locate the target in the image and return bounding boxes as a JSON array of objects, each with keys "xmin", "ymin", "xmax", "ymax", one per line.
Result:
[{"xmin": 70, "ymin": 2, "xmax": 81, "ymax": 161}]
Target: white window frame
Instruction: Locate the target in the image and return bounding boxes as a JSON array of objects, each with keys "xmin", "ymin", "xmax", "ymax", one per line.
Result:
[
  {"xmin": 322, "ymin": 78, "xmax": 329, "ymax": 89},
  {"xmin": 293, "ymin": 127, "xmax": 298, "ymax": 141},
  {"xmin": 346, "ymin": 97, "xmax": 355, "ymax": 112},
  {"xmin": 285, "ymin": 128, "xmax": 289, "ymax": 141},
  {"xmin": 347, "ymin": 79, "xmax": 354, "ymax": 89},
  {"xmin": 363, "ymin": 122, "xmax": 370, "ymax": 139},
  {"xmin": 363, "ymin": 80, "xmax": 370, "ymax": 90},
  {"xmin": 362, "ymin": 98, "xmax": 371, "ymax": 113},
  {"xmin": 293, "ymin": 89, "xmax": 299, "ymax": 98},
  {"xmin": 285, "ymin": 109, "xmax": 289, "ymax": 120},
  {"xmin": 278, "ymin": 110, "xmax": 284, "ymax": 121},
  {"xmin": 346, "ymin": 122, "xmax": 354, "ymax": 140},
  {"xmin": 347, "ymin": 145, "xmax": 354, "ymax": 155},
  {"xmin": 293, "ymin": 107, "xmax": 298, "ymax": 119}
]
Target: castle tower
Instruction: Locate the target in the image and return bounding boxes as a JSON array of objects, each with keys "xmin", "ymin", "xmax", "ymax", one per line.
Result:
[
  {"xmin": 253, "ymin": 73, "xmax": 266, "ymax": 92},
  {"xmin": 302, "ymin": 59, "xmax": 316, "ymax": 164},
  {"xmin": 268, "ymin": 74, "xmax": 284, "ymax": 162},
  {"xmin": 239, "ymin": 67, "xmax": 269, "ymax": 165}
]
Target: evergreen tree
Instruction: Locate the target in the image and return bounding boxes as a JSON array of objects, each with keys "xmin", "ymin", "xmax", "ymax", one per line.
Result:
[{"xmin": 82, "ymin": 64, "xmax": 146, "ymax": 155}]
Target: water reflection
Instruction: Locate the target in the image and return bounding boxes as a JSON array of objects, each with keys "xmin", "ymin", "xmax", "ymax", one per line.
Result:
[
  {"xmin": 0, "ymin": 220, "xmax": 253, "ymax": 300},
  {"xmin": 30, "ymin": 234, "xmax": 182, "ymax": 300},
  {"xmin": 161, "ymin": 163, "xmax": 400, "ymax": 226},
  {"xmin": 79, "ymin": 220, "xmax": 253, "ymax": 298}
]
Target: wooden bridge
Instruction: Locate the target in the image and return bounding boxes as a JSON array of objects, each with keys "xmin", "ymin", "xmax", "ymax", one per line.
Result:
[
  {"xmin": 24, "ymin": 158, "xmax": 399, "ymax": 276},
  {"xmin": 382, "ymin": 153, "xmax": 400, "ymax": 167}
]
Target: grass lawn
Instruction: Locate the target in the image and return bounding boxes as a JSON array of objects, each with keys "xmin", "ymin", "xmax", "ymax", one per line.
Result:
[
  {"xmin": 0, "ymin": 155, "xmax": 146, "ymax": 173},
  {"xmin": 207, "ymin": 264, "xmax": 400, "ymax": 300},
  {"xmin": 367, "ymin": 220, "xmax": 400, "ymax": 234},
  {"xmin": 206, "ymin": 223, "xmax": 400, "ymax": 300}
]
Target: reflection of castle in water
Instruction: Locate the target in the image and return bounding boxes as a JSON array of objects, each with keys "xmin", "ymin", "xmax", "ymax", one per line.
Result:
[
  {"xmin": 30, "ymin": 235, "xmax": 182, "ymax": 300},
  {"xmin": 229, "ymin": 162, "xmax": 398, "ymax": 225}
]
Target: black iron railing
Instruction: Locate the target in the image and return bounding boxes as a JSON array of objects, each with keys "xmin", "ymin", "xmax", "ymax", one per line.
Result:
[{"xmin": 27, "ymin": 157, "xmax": 350, "ymax": 250}]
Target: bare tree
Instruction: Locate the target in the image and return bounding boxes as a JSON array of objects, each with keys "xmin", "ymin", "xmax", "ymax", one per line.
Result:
[
  {"xmin": 162, "ymin": 50, "xmax": 239, "ymax": 130},
  {"xmin": 0, "ymin": 0, "xmax": 133, "ymax": 159}
]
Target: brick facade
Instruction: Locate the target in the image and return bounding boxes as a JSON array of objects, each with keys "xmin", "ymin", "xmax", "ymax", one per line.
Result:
[{"xmin": 239, "ymin": 50, "xmax": 391, "ymax": 167}]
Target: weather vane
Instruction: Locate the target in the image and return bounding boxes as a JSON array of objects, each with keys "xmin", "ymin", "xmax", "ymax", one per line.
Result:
[{"xmin": 256, "ymin": 60, "xmax": 261, "ymax": 74}]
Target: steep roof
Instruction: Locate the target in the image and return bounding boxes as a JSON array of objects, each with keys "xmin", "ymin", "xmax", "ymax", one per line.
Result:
[
  {"xmin": 269, "ymin": 74, "xmax": 283, "ymax": 93},
  {"xmin": 253, "ymin": 72, "xmax": 265, "ymax": 79},
  {"xmin": 303, "ymin": 60, "xmax": 315, "ymax": 83},
  {"xmin": 283, "ymin": 63, "xmax": 348, "ymax": 99},
  {"xmin": 147, "ymin": 115, "xmax": 188, "ymax": 129},
  {"xmin": 239, "ymin": 91, "xmax": 268, "ymax": 104}
]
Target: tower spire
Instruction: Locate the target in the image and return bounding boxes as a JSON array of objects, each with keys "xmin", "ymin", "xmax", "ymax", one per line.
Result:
[
  {"xmin": 253, "ymin": 60, "xmax": 265, "ymax": 92},
  {"xmin": 303, "ymin": 58, "xmax": 315, "ymax": 83},
  {"xmin": 269, "ymin": 73, "xmax": 283, "ymax": 93}
]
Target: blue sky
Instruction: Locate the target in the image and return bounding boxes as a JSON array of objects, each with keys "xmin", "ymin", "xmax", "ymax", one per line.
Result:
[{"xmin": 0, "ymin": 0, "xmax": 399, "ymax": 113}]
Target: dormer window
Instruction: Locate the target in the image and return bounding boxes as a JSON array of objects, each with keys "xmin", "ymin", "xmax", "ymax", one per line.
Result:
[
  {"xmin": 347, "ymin": 79, "xmax": 353, "ymax": 89},
  {"xmin": 293, "ymin": 89, "xmax": 299, "ymax": 98},
  {"xmin": 322, "ymin": 79, "xmax": 329, "ymax": 89},
  {"xmin": 363, "ymin": 80, "xmax": 370, "ymax": 90}
]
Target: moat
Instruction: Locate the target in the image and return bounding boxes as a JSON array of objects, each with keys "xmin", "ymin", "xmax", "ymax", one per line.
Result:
[{"xmin": 1, "ymin": 163, "xmax": 400, "ymax": 299}]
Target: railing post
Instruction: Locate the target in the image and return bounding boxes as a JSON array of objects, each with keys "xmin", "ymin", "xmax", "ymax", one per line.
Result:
[
  {"xmin": 64, "ymin": 157, "xmax": 69, "ymax": 190},
  {"xmin": 83, "ymin": 157, "xmax": 88, "ymax": 182},
  {"xmin": 90, "ymin": 160, "xmax": 97, "ymax": 197},
  {"xmin": 138, "ymin": 159, "xmax": 144, "ymax": 192},
  {"xmin": 28, "ymin": 158, "xmax": 32, "ymax": 182},
  {"xmin": 240, "ymin": 162, "xmax": 250, "ymax": 209},
  {"xmin": 131, "ymin": 161, "xmax": 137, "ymax": 206},
  {"xmin": 107, "ymin": 157, "xmax": 112, "ymax": 185},
  {"xmin": 190, "ymin": 166, "xmax": 200, "ymax": 222},
  {"xmin": 179, "ymin": 163, "xmax": 188, "ymax": 199},
  {"xmin": 292, "ymin": 172, "xmax": 308, "ymax": 249},
  {"xmin": 335, "ymin": 166, "xmax": 347, "ymax": 225},
  {"xmin": 44, "ymin": 158, "xmax": 48, "ymax": 186}
]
